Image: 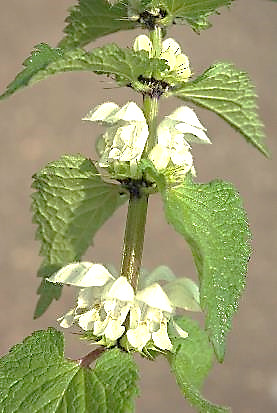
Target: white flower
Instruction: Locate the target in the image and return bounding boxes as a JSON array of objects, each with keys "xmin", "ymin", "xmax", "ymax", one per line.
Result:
[
  {"xmin": 149, "ymin": 106, "xmax": 211, "ymax": 173},
  {"xmin": 127, "ymin": 283, "xmax": 174, "ymax": 351},
  {"xmin": 83, "ymin": 102, "xmax": 148, "ymax": 177},
  {"xmin": 133, "ymin": 35, "xmax": 191, "ymax": 83},
  {"xmin": 48, "ymin": 264, "xmax": 134, "ymax": 346},
  {"xmin": 48, "ymin": 263, "xmax": 201, "ymax": 352},
  {"xmin": 83, "ymin": 100, "xmax": 210, "ymax": 177}
]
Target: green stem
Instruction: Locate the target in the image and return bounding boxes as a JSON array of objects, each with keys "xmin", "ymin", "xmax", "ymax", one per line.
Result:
[
  {"xmin": 120, "ymin": 192, "xmax": 148, "ymax": 291},
  {"xmin": 149, "ymin": 26, "xmax": 163, "ymax": 58},
  {"xmin": 142, "ymin": 95, "xmax": 159, "ymax": 155},
  {"xmin": 119, "ymin": 26, "xmax": 163, "ymax": 291}
]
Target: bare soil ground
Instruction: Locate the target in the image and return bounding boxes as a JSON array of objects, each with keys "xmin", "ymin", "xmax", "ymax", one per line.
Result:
[{"xmin": 0, "ymin": 1, "xmax": 276, "ymax": 412}]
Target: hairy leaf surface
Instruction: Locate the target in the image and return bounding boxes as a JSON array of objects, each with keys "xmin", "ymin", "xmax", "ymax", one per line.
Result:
[
  {"xmin": 162, "ymin": 178, "xmax": 251, "ymax": 361},
  {"xmin": 59, "ymin": 0, "xmax": 137, "ymax": 49},
  {"xmin": 0, "ymin": 329, "xmax": 138, "ymax": 412},
  {"xmin": 32, "ymin": 155, "xmax": 126, "ymax": 317},
  {"xmin": 94, "ymin": 349, "xmax": 139, "ymax": 412},
  {"xmin": 171, "ymin": 62, "xmax": 269, "ymax": 156},
  {"xmin": 168, "ymin": 317, "xmax": 230, "ymax": 412},
  {"xmin": 0, "ymin": 43, "xmax": 166, "ymax": 100}
]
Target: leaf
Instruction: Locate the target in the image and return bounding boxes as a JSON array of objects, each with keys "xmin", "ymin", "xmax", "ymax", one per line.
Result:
[
  {"xmin": 32, "ymin": 154, "xmax": 126, "ymax": 317},
  {"xmin": 0, "ymin": 328, "xmax": 138, "ymax": 413},
  {"xmin": 94, "ymin": 349, "xmax": 139, "ymax": 413},
  {"xmin": 59, "ymin": 0, "xmax": 138, "ymax": 49},
  {"xmin": 162, "ymin": 177, "xmax": 251, "ymax": 361},
  {"xmin": 151, "ymin": 0, "xmax": 234, "ymax": 31},
  {"xmin": 0, "ymin": 43, "xmax": 64, "ymax": 99},
  {"xmin": 168, "ymin": 317, "xmax": 230, "ymax": 413},
  {"xmin": 0, "ymin": 43, "xmax": 166, "ymax": 100},
  {"xmin": 171, "ymin": 62, "xmax": 269, "ymax": 157}
]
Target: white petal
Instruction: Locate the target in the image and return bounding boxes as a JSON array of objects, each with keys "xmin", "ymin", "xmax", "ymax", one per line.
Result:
[
  {"xmin": 152, "ymin": 324, "xmax": 173, "ymax": 351},
  {"xmin": 77, "ymin": 279, "xmax": 113, "ymax": 308},
  {"xmin": 118, "ymin": 303, "xmax": 132, "ymax": 324},
  {"xmin": 144, "ymin": 307, "xmax": 163, "ymax": 332},
  {"xmin": 170, "ymin": 147, "xmax": 193, "ymax": 171},
  {"xmin": 136, "ymin": 283, "xmax": 173, "ymax": 313},
  {"xmin": 162, "ymin": 38, "xmax": 182, "ymax": 56},
  {"xmin": 78, "ymin": 309, "xmax": 99, "ymax": 331},
  {"xmin": 160, "ymin": 50, "xmax": 176, "ymax": 71},
  {"xmin": 58, "ymin": 309, "xmax": 75, "ymax": 328},
  {"xmin": 106, "ymin": 277, "xmax": 134, "ymax": 302},
  {"xmin": 167, "ymin": 106, "xmax": 201, "ymax": 124},
  {"xmin": 93, "ymin": 318, "xmax": 109, "ymax": 336},
  {"xmin": 77, "ymin": 287, "xmax": 97, "ymax": 308},
  {"xmin": 127, "ymin": 325, "xmax": 151, "ymax": 351},
  {"xmin": 103, "ymin": 299, "xmax": 117, "ymax": 314},
  {"xmin": 82, "ymin": 102, "xmax": 119, "ymax": 123},
  {"xmin": 133, "ymin": 34, "xmax": 153, "ymax": 56},
  {"xmin": 104, "ymin": 319, "xmax": 125, "ymax": 341},
  {"xmin": 113, "ymin": 102, "xmax": 146, "ymax": 123},
  {"xmin": 47, "ymin": 262, "xmax": 114, "ymax": 287},
  {"xmin": 106, "ymin": 122, "xmax": 148, "ymax": 165},
  {"xmin": 156, "ymin": 122, "xmax": 172, "ymax": 147},
  {"xmin": 129, "ymin": 304, "xmax": 141, "ymax": 329},
  {"xmin": 163, "ymin": 278, "xmax": 201, "ymax": 312},
  {"xmin": 175, "ymin": 124, "xmax": 211, "ymax": 144},
  {"xmin": 149, "ymin": 144, "xmax": 170, "ymax": 170}
]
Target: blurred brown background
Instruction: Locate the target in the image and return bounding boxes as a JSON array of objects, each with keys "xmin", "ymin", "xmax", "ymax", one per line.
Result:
[{"xmin": 0, "ymin": 1, "xmax": 276, "ymax": 412}]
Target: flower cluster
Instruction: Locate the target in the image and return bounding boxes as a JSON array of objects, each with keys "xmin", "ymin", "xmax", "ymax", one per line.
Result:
[
  {"xmin": 48, "ymin": 263, "xmax": 200, "ymax": 353},
  {"xmin": 83, "ymin": 102, "xmax": 210, "ymax": 178},
  {"xmin": 133, "ymin": 35, "xmax": 192, "ymax": 83}
]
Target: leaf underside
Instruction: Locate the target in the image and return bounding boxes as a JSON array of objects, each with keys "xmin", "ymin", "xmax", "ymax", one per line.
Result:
[
  {"xmin": 150, "ymin": 0, "xmax": 234, "ymax": 31},
  {"xmin": 168, "ymin": 316, "xmax": 230, "ymax": 412},
  {"xmin": 32, "ymin": 154, "xmax": 126, "ymax": 317},
  {"xmin": 163, "ymin": 177, "xmax": 251, "ymax": 361},
  {"xmin": 172, "ymin": 61, "xmax": 269, "ymax": 157},
  {"xmin": 0, "ymin": 328, "xmax": 138, "ymax": 413}
]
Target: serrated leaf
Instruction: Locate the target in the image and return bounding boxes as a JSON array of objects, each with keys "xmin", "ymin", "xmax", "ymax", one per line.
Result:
[
  {"xmin": 162, "ymin": 177, "xmax": 251, "ymax": 361},
  {"xmin": 151, "ymin": 0, "xmax": 233, "ymax": 31},
  {"xmin": 171, "ymin": 62, "xmax": 269, "ymax": 156},
  {"xmin": 94, "ymin": 349, "xmax": 139, "ymax": 413},
  {"xmin": 59, "ymin": 0, "xmax": 138, "ymax": 49},
  {"xmin": 168, "ymin": 317, "xmax": 230, "ymax": 413},
  {"xmin": 0, "ymin": 43, "xmax": 166, "ymax": 100},
  {"xmin": 32, "ymin": 154, "xmax": 126, "ymax": 317},
  {"xmin": 0, "ymin": 328, "xmax": 138, "ymax": 413},
  {"xmin": 0, "ymin": 43, "xmax": 64, "ymax": 99}
]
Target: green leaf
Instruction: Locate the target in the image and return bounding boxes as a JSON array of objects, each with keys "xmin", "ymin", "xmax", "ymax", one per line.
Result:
[
  {"xmin": 162, "ymin": 177, "xmax": 251, "ymax": 361},
  {"xmin": 168, "ymin": 317, "xmax": 230, "ymax": 413},
  {"xmin": 94, "ymin": 349, "xmax": 139, "ymax": 413},
  {"xmin": 59, "ymin": 0, "xmax": 138, "ymax": 49},
  {"xmin": 0, "ymin": 328, "xmax": 138, "ymax": 412},
  {"xmin": 32, "ymin": 154, "xmax": 126, "ymax": 317},
  {"xmin": 0, "ymin": 43, "xmax": 166, "ymax": 100},
  {"xmin": 0, "ymin": 43, "xmax": 64, "ymax": 99},
  {"xmin": 171, "ymin": 62, "xmax": 269, "ymax": 157},
  {"xmin": 151, "ymin": 0, "xmax": 234, "ymax": 31}
]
